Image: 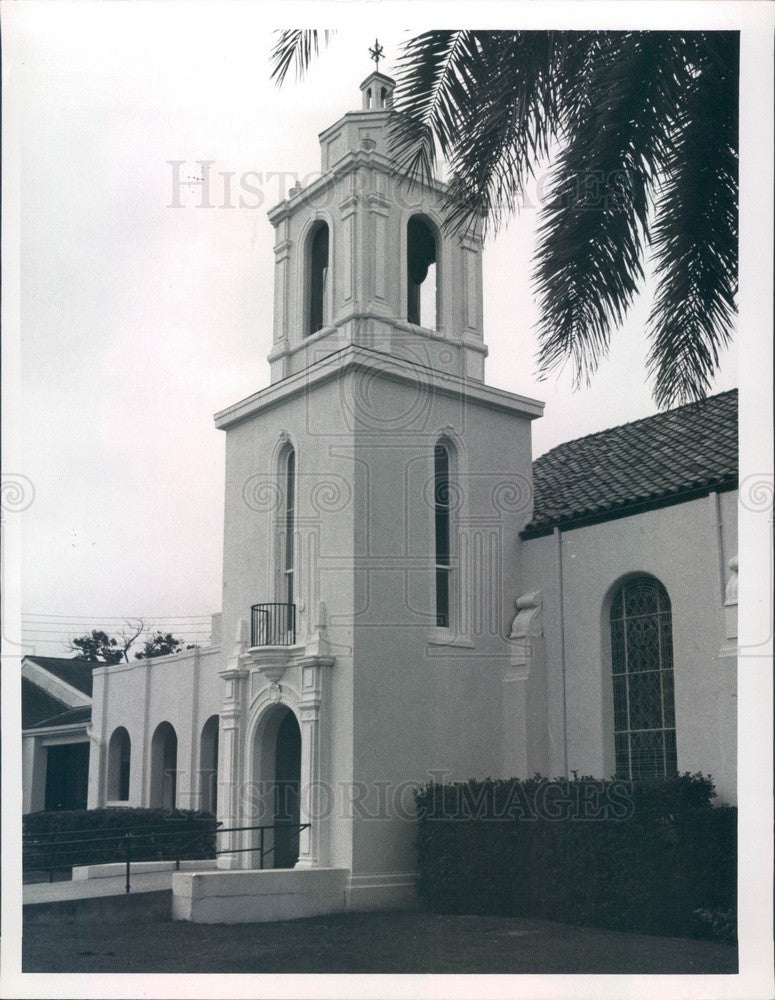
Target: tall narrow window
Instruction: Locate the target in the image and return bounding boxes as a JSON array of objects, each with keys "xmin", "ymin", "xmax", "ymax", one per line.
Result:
[
  {"xmin": 407, "ymin": 216, "xmax": 438, "ymax": 328},
  {"xmin": 308, "ymin": 223, "xmax": 329, "ymax": 335},
  {"xmin": 284, "ymin": 447, "xmax": 295, "ymax": 609},
  {"xmin": 610, "ymin": 576, "xmax": 677, "ymax": 780},
  {"xmin": 434, "ymin": 442, "xmax": 452, "ymax": 628}
]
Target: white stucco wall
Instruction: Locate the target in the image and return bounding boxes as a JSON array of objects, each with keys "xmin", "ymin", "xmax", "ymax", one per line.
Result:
[
  {"xmin": 87, "ymin": 645, "xmax": 223, "ymax": 811},
  {"xmin": 349, "ymin": 378, "xmax": 536, "ymax": 876},
  {"xmin": 518, "ymin": 489, "xmax": 738, "ymax": 805}
]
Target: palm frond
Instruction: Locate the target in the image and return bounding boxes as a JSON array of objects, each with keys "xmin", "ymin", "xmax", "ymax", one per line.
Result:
[
  {"xmin": 387, "ymin": 31, "xmax": 584, "ymax": 233},
  {"xmin": 646, "ymin": 33, "xmax": 738, "ymax": 407},
  {"xmin": 270, "ymin": 30, "xmax": 334, "ymax": 86},
  {"xmin": 440, "ymin": 31, "xmax": 591, "ymax": 235},
  {"xmin": 385, "ymin": 31, "xmax": 469, "ymax": 187},
  {"xmin": 533, "ymin": 32, "xmax": 691, "ymax": 386}
]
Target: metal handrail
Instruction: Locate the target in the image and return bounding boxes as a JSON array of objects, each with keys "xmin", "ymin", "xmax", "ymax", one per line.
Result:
[
  {"xmin": 250, "ymin": 602, "xmax": 296, "ymax": 647},
  {"xmin": 23, "ymin": 820, "xmax": 311, "ymax": 893}
]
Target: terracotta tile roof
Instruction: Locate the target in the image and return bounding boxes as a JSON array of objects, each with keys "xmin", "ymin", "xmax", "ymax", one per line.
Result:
[
  {"xmin": 24, "ymin": 655, "xmax": 96, "ymax": 697},
  {"xmin": 524, "ymin": 389, "xmax": 738, "ymax": 535}
]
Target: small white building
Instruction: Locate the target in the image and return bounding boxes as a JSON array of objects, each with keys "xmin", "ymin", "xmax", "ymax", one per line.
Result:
[{"xmin": 22, "ymin": 69, "xmax": 738, "ymax": 920}]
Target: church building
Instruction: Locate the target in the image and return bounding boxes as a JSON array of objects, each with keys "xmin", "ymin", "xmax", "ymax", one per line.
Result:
[{"xmin": 22, "ymin": 67, "xmax": 738, "ymax": 922}]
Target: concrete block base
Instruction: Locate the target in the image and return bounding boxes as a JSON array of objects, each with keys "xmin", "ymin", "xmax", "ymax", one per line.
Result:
[{"xmin": 171, "ymin": 867, "xmax": 349, "ymax": 923}]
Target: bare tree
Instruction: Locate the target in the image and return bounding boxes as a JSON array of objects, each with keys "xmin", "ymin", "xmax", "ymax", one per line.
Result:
[{"xmin": 71, "ymin": 619, "xmax": 145, "ymax": 663}]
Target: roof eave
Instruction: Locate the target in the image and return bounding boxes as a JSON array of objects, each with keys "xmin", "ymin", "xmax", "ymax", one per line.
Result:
[{"xmin": 520, "ymin": 477, "xmax": 738, "ymax": 539}]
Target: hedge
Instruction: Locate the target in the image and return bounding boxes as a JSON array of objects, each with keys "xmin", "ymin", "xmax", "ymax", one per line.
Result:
[
  {"xmin": 23, "ymin": 807, "xmax": 217, "ymax": 872},
  {"xmin": 415, "ymin": 773, "xmax": 736, "ymax": 942}
]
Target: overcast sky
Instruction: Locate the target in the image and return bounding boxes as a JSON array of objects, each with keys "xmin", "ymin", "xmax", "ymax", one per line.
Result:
[{"xmin": 8, "ymin": 5, "xmax": 738, "ymax": 653}]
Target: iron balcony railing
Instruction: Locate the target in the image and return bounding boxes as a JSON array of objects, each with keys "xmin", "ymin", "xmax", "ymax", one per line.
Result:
[{"xmin": 250, "ymin": 602, "xmax": 296, "ymax": 647}]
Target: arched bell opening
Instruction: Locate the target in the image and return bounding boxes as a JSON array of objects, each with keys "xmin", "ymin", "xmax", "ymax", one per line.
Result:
[
  {"xmin": 306, "ymin": 221, "xmax": 330, "ymax": 336},
  {"xmin": 407, "ymin": 214, "xmax": 439, "ymax": 329}
]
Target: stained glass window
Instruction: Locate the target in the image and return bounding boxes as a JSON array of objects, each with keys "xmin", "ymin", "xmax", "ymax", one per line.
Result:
[{"xmin": 610, "ymin": 576, "xmax": 677, "ymax": 780}]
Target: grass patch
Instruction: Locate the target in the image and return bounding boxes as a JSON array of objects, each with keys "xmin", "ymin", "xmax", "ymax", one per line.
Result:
[{"xmin": 23, "ymin": 900, "xmax": 737, "ymax": 974}]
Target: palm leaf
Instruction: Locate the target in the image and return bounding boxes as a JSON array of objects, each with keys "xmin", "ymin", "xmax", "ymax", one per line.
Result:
[
  {"xmin": 533, "ymin": 32, "xmax": 692, "ymax": 386},
  {"xmin": 646, "ymin": 32, "xmax": 738, "ymax": 407},
  {"xmin": 386, "ymin": 31, "xmax": 470, "ymax": 188},
  {"xmin": 270, "ymin": 30, "xmax": 334, "ymax": 86},
  {"xmin": 440, "ymin": 32, "xmax": 590, "ymax": 234}
]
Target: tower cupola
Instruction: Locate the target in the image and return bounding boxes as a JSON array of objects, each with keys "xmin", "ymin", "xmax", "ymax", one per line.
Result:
[
  {"xmin": 360, "ymin": 72, "xmax": 395, "ymax": 111},
  {"xmin": 360, "ymin": 37, "xmax": 395, "ymax": 110},
  {"xmin": 265, "ymin": 41, "xmax": 487, "ymax": 385}
]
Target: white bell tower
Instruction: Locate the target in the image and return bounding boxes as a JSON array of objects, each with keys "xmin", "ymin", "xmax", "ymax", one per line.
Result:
[
  {"xmin": 266, "ymin": 58, "xmax": 487, "ymax": 385},
  {"xmin": 210, "ymin": 45, "xmax": 543, "ymax": 912}
]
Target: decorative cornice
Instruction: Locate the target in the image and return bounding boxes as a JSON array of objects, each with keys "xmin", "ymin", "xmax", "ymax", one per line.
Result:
[
  {"xmin": 267, "ymin": 147, "xmax": 449, "ymax": 225},
  {"xmin": 214, "ymin": 342, "xmax": 543, "ymax": 430}
]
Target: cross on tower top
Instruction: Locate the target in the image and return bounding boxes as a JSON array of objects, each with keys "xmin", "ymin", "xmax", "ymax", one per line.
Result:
[{"xmin": 369, "ymin": 38, "xmax": 384, "ymax": 73}]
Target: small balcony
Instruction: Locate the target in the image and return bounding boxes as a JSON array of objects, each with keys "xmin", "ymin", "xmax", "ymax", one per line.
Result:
[{"xmin": 250, "ymin": 603, "xmax": 297, "ymax": 648}]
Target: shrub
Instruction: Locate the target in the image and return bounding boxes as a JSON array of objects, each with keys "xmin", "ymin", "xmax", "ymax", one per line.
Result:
[
  {"xmin": 415, "ymin": 773, "xmax": 736, "ymax": 941},
  {"xmin": 23, "ymin": 807, "xmax": 217, "ymax": 873}
]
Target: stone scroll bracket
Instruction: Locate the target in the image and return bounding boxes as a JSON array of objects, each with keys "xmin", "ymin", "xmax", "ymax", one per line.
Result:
[
  {"xmin": 503, "ymin": 591, "xmax": 546, "ymax": 778},
  {"xmin": 720, "ymin": 554, "xmax": 738, "ymax": 659},
  {"xmin": 508, "ymin": 591, "xmax": 544, "ymax": 679}
]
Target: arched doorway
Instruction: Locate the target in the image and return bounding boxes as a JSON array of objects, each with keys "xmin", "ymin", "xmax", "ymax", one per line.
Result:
[
  {"xmin": 252, "ymin": 704, "xmax": 301, "ymax": 868},
  {"xmin": 150, "ymin": 721, "xmax": 177, "ymax": 809},
  {"xmin": 274, "ymin": 711, "xmax": 301, "ymax": 867},
  {"xmin": 199, "ymin": 715, "xmax": 219, "ymax": 815}
]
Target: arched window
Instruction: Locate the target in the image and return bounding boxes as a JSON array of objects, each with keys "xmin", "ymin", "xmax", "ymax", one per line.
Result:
[
  {"xmin": 407, "ymin": 216, "xmax": 438, "ymax": 329},
  {"xmin": 434, "ymin": 441, "xmax": 453, "ymax": 628},
  {"xmin": 380, "ymin": 86, "xmax": 388, "ymax": 107},
  {"xmin": 199, "ymin": 715, "xmax": 219, "ymax": 815},
  {"xmin": 107, "ymin": 726, "xmax": 131, "ymax": 801},
  {"xmin": 610, "ymin": 576, "xmax": 677, "ymax": 780},
  {"xmin": 150, "ymin": 721, "xmax": 178, "ymax": 810},
  {"xmin": 307, "ymin": 222, "xmax": 329, "ymax": 336},
  {"xmin": 282, "ymin": 445, "xmax": 296, "ymax": 610},
  {"xmin": 366, "ymin": 87, "xmax": 373, "ymax": 109}
]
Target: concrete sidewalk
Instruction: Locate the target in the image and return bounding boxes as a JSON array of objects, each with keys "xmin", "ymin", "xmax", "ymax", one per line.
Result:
[{"xmin": 24, "ymin": 860, "xmax": 217, "ymax": 905}]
